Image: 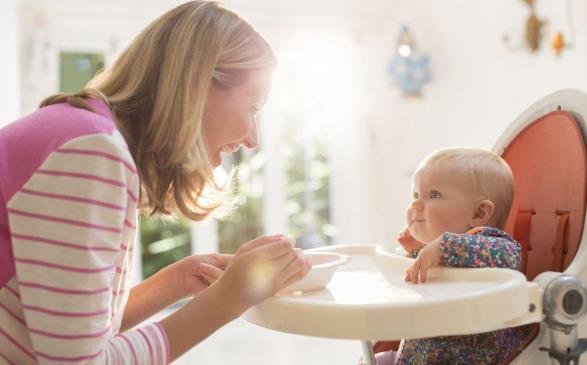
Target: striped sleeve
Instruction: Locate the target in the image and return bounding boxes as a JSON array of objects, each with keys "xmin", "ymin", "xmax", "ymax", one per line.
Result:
[{"xmin": 6, "ymin": 133, "xmax": 169, "ymax": 364}]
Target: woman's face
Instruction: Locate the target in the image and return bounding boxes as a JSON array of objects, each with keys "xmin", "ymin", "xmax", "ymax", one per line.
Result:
[{"xmin": 202, "ymin": 69, "xmax": 271, "ymax": 167}]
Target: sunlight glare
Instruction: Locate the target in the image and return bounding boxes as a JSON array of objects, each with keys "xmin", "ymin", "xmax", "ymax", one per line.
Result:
[{"xmin": 272, "ymin": 30, "xmax": 358, "ymax": 133}]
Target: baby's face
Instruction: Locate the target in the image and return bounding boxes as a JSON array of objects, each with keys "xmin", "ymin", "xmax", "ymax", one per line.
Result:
[{"xmin": 407, "ymin": 166, "xmax": 481, "ymax": 243}]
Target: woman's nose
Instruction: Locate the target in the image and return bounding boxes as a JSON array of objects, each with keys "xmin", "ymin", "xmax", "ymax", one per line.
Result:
[{"xmin": 243, "ymin": 120, "xmax": 259, "ymax": 149}]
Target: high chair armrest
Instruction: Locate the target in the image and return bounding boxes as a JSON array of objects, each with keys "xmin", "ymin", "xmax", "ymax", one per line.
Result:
[{"xmin": 504, "ymin": 281, "xmax": 543, "ymax": 327}]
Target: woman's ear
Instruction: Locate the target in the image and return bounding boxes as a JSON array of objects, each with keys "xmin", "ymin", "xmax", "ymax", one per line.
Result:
[{"xmin": 470, "ymin": 199, "xmax": 496, "ymax": 227}]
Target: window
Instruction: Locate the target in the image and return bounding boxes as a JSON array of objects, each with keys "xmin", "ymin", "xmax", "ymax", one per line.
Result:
[
  {"xmin": 282, "ymin": 114, "xmax": 334, "ymax": 248},
  {"xmin": 59, "ymin": 52, "xmax": 104, "ymax": 93}
]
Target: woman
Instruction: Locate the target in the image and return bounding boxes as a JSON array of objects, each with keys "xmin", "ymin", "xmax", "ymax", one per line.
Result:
[{"xmin": 0, "ymin": 1, "xmax": 310, "ymax": 363}]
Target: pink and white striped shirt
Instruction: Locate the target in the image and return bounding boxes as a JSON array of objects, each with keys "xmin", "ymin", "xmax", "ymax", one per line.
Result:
[{"xmin": 0, "ymin": 99, "xmax": 169, "ymax": 364}]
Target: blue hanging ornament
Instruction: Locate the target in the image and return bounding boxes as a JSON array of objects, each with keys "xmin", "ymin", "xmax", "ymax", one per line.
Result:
[{"xmin": 388, "ymin": 25, "xmax": 431, "ymax": 97}]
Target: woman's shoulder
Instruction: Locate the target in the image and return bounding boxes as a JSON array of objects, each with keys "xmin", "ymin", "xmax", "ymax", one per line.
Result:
[
  {"xmin": 0, "ymin": 99, "xmax": 129, "ymax": 168},
  {"xmin": 1, "ymin": 99, "xmax": 117, "ymax": 142},
  {"xmin": 0, "ymin": 100, "xmax": 133, "ymax": 200}
]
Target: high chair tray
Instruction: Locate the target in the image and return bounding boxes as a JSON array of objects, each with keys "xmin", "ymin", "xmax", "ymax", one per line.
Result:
[{"xmin": 243, "ymin": 244, "xmax": 541, "ymax": 340}]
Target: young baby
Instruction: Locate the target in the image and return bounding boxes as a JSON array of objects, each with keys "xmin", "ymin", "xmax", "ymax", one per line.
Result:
[{"xmin": 375, "ymin": 147, "xmax": 531, "ymax": 365}]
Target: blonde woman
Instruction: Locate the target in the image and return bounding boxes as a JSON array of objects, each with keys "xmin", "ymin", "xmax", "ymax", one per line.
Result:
[{"xmin": 0, "ymin": 1, "xmax": 310, "ymax": 363}]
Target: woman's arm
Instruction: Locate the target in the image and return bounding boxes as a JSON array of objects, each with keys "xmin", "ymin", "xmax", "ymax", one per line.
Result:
[
  {"xmin": 158, "ymin": 280, "xmax": 239, "ymax": 361},
  {"xmin": 7, "ymin": 134, "xmax": 169, "ymax": 364},
  {"xmin": 121, "ymin": 253, "xmax": 231, "ymax": 331},
  {"xmin": 120, "ymin": 266, "xmax": 185, "ymax": 332}
]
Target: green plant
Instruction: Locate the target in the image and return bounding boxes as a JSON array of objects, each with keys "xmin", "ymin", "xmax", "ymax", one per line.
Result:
[{"xmin": 139, "ymin": 218, "xmax": 191, "ymax": 278}]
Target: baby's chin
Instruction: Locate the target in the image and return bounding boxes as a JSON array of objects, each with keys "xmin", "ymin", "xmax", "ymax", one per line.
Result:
[
  {"xmin": 409, "ymin": 227, "xmax": 437, "ymax": 244},
  {"xmin": 408, "ymin": 228, "xmax": 424, "ymax": 243}
]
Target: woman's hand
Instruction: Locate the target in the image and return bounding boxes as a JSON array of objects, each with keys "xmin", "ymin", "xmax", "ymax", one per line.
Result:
[
  {"xmin": 162, "ymin": 253, "xmax": 233, "ymax": 299},
  {"xmin": 405, "ymin": 235, "xmax": 442, "ymax": 283},
  {"xmin": 210, "ymin": 234, "xmax": 311, "ymax": 315},
  {"xmin": 198, "ymin": 248, "xmax": 307, "ymax": 285},
  {"xmin": 397, "ymin": 228, "xmax": 424, "ymax": 253}
]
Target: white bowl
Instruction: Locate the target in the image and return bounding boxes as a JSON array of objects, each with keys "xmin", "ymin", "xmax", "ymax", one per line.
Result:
[{"xmin": 278, "ymin": 252, "xmax": 351, "ymax": 294}]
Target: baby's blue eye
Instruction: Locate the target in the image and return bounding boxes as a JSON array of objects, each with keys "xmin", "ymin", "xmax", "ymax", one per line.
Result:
[{"xmin": 430, "ymin": 190, "xmax": 442, "ymax": 199}]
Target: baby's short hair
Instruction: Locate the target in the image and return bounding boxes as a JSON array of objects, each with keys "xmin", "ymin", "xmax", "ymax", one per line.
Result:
[{"xmin": 418, "ymin": 147, "xmax": 515, "ymax": 229}]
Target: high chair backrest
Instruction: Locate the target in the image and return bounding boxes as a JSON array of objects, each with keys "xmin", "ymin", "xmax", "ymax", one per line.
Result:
[{"xmin": 501, "ymin": 110, "xmax": 587, "ymax": 280}]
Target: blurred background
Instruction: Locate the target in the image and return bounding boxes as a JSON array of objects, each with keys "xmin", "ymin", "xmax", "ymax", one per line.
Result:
[{"xmin": 2, "ymin": 0, "xmax": 587, "ymax": 363}]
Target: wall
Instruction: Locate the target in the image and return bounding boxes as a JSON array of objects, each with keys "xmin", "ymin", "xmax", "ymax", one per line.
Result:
[
  {"xmin": 0, "ymin": 0, "xmax": 20, "ymax": 127},
  {"xmin": 16, "ymin": 0, "xmax": 587, "ymax": 248}
]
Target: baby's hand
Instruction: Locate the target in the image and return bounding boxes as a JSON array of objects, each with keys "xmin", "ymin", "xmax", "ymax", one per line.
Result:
[
  {"xmin": 405, "ymin": 236, "xmax": 442, "ymax": 283},
  {"xmin": 397, "ymin": 228, "xmax": 424, "ymax": 253}
]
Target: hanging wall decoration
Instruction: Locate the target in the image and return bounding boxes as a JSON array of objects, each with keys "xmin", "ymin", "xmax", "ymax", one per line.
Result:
[
  {"xmin": 551, "ymin": 32, "xmax": 566, "ymax": 55},
  {"xmin": 388, "ymin": 25, "xmax": 431, "ymax": 98},
  {"xmin": 503, "ymin": 0, "xmax": 574, "ymax": 56},
  {"xmin": 502, "ymin": 0, "xmax": 546, "ymax": 52},
  {"xmin": 550, "ymin": 0, "xmax": 575, "ymax": 56}
]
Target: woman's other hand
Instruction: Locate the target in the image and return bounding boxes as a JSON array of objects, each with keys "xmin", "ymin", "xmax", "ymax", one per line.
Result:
[
  {"xmin": 212, "ymin": 234, "xmax": 311, "ymax": 314},
  {"xmin": 162, "ymin": 253, "xmax": 233, "ymax": 299},
  {"xmin": 199, "ymin": 260, "xmax": 225, "ymax": 285}
]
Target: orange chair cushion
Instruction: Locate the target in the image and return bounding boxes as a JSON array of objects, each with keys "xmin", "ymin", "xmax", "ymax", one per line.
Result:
[{"xmin": 502, "ymin": 110, "xmax": 587, "ymax": 280}]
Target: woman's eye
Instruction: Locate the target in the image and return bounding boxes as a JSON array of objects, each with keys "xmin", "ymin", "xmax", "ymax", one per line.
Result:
[{"xmin": 430, "ymin": 190, "xmax": 442, "ymax": 199}]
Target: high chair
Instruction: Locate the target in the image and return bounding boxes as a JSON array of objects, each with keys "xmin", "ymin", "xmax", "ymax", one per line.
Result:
[{"xmin": 244, "ymin": 89, "xmax": 587, "ymax": 365}]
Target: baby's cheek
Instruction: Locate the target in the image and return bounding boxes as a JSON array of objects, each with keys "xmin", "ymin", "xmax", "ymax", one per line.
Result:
[
  {"xmin": 410, "ymin": 228, "xmax": 429, "ymax": 245},
  {"xmin": 426, "ymin": 220, "xmax": 445, "ymax": 239}
]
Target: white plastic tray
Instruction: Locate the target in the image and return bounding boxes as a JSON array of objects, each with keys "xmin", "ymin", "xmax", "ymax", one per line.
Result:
[{"xmin": 243, "ymin": 244, "xmax": 541, "ymax": 340}]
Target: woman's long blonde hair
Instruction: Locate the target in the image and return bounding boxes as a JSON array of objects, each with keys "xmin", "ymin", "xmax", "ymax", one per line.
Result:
[{"xmin": 40, "ymin": 1, "xmax": 276, "ymax": 220}]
